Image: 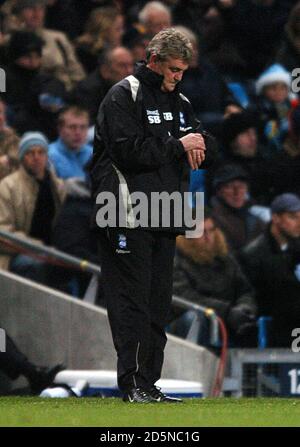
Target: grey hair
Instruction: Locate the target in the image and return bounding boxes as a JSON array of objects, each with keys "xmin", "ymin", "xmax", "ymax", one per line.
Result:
[
  {"xmin": 146, "ymin": 28, "xmax": 193, "ymax": 63},
  {"xmin": 139, "ymin": 1, "xmax": 171, "ymax": 25}
]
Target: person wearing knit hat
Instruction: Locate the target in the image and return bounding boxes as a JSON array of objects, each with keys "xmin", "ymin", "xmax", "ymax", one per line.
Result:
[
  {"xmin": 221, "ymin": 111, "xmax": 258, "ymax": 150},
  {"xmin": 212, "ymin": 164, "xmax": 249, "ymax": 192},
  {"xmin": 256, "ymin": 63, "xmax": 291, "ymax": 96},
  {"xmin": 7, "ymin": 30, "xmax": 44, "ymax": 64},
  {"xmin": 218, "ymin": 111, "xmax": 269, "ymax": 203},
  {"xmin": 210, "ymin": 163, "xmax": 266, "ymax": 252},
  {"xmin": 12, "ymin": 0, "xmax": 85, "ymax": 91},
  {"xmin": 255, "ymin": 63, "xmax": 294, "ymax": 147},
  {"xmin": 18, "ymin": 131, "xmax": 48, "ymax": 160},
  {"xmin": 3, "ymin": 29, "xmax": 66, "ymax": 140},
  {"xmin": 0, "ymin": 129, "xmax": 65, "ymax": 283}
]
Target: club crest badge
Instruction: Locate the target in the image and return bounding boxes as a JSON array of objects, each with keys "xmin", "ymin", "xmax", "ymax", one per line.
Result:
[
  {"xmin": 179, "ymin": 112, "xmax": 186, "ymax": 126},
  {"xmin": 118, "ymin": 234, "xmax": 127, "ymax": 249}
]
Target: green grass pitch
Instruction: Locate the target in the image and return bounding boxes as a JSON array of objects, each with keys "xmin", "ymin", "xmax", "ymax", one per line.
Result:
[{"xmin": 0, "ymin": 397, "xmax": 300, "ymax": 427}]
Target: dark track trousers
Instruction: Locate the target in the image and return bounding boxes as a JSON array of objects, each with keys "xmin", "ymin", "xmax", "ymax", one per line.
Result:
[{"xmin": 98, "ymin": 228, "xmax": 176, "ymax": 393}]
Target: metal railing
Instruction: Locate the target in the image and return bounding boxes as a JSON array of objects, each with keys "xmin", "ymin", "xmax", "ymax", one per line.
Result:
[
  {"xmin": 0, "ymin": 229, "xmax": 219, "ymax": 345},
  {"xmin": 171, "ymin": 294, "xmax": 219, "ymax": 346},
  {"xmin": 0, "ymin": 229, "xmax": 101, "ymax": 275}
]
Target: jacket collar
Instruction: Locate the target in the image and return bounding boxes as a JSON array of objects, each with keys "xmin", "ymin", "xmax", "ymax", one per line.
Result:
[{"xmin": 134, "ymin": 61, "xmax": 180, "ymax": 93}]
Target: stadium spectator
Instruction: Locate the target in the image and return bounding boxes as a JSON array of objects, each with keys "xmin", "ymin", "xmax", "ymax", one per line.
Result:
[
  {"xmin": 138, "ymin": 1, "xmax": 171, "ymax": 37},
  {"xmin": 48, "ymin": 106, "xmax": 92, "ymax": 180},
  {"xmin": 210, "ymin": 164, "xmax": 266, "ymax": 252},
  {"xmin": 254, "ymin": 64, "xmax": 294, "ymax": 147},
  {"xmin": 12, "ymin": 0, "xmax": 85, "ymax": 90},
  {"xmin": 240, "ymin": 193, "xmax": 300, "ymax": 347},
  {"xmin": 170, "ymin": 212, "xmax": 257, "ymax": 347},
  {"xmin": 75, "ymin": 6, "xmax": 125, "ymax": 74},
  {"xmin": 70, "ymin": 47, "xmax": 134, "ymax": 124},
  {"xmin": 209, "ymin": 111, "xmax": 270, "ymax": 203},
  {"xmin": 0, "ymin": 329, "xmax": 64, "ymax": 395},
  {"xmin": 0, "ymin": 98, "xmax": 19, "ymax": 181},
  {"xmin": 0, "ymin": 132, "xmax": 65, "ymax": 283},
  {"xmin": 3, "ymin": 30, "xmax": 66, "ymax": 140}
]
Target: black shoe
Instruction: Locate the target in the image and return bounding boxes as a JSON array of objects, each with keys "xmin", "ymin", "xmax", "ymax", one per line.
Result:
[
  {"xmin": 123, "ymin": 387, "xmax": 156, "ymax": 403},
  {"xmin": 149, "ymin": 386, "xmax": 183, "ymax": 403},
  {"xmin": 27, "ymin": 364, "xmax": 65, "ymax": 394}
]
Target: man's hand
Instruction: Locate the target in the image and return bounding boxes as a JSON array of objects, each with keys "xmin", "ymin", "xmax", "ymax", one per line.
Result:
[
  {"xmin": 187, "ymin": 149, "xmax": 206, "ymax": 170},
  {"xmin": 180, "ymin": 133, "xmax": 205, "ymax": 152},
  {"xmin": 180, "ymin": 133, "xmax": 206, "ymax": 170}
]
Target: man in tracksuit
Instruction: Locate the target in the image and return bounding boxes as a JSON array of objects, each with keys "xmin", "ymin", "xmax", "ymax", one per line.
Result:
[{"xmin": 90, "ymin": 28, "xmax": 212, "ymax": 403}]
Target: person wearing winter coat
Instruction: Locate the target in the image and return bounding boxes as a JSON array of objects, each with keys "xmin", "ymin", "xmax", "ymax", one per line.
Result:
[
  {"xmin": 8, "ymin": 0, "xmax": 85, "ymax": 91},
  {"xmin": 210, "ymin": 164, "xmax": 266, "ymax": 253},
  {"xmin": 240, "ymin": 193, "xmax": 300, "ymax": 347},
  {"xmin": 0, "ymin": 132, "xmax": 65, "ymax": 282},
  {"xmin": 254, "ymin": 64, "xmax": 295, "ymax": 148},
  {"xmin": 170, "ymin": 211, "xmax": 257, "ymax": 347},
  {"xmin": 3, "ymin": 30, "xmax": 66, "ymax": 140}
]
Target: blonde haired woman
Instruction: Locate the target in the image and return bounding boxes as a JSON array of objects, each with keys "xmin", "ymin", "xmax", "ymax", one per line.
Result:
[{"xmin": 75, "ymin": 6, "xmax": 124, "ymax": 73}]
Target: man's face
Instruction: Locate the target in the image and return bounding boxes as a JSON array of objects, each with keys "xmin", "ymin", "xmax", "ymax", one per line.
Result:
[
  {"xmin": 102, "ymin": 48, "xmax": 134, "ymax": 84},
  {"xmin": 217, "ymin": 179, "xmax": 248, "ymax": 209},
  {"xmin": 59, "ymin": 112, "xmax": 89, "ymax": 150},
  {"xmin": 232, "ymin": 128, "xmax": 257, "ymax": 158},
  {"xmin": 201, "ymin": 218, "xmax": 217, "ymax": 248},
  {"xmin": 22, "ymin": 145, "xmax": 47, "ymax": 178},
  {"xmin": 20, "ymin": 5, "xmax": 45, "ymax": 30},
  {"xmin": 273, "ymin": 211, "xmax": 300, "ymax": 239},
  {"xmin": 153, "ymin": 57, "xmax": 189, "ymax": 92},
  {"xmin": 16, "ymin": 51, "xmax": 42, "ymax": 71},
  {"xmin": 192, "ymin": 218, "xmax": 226, "ymax": 264}
]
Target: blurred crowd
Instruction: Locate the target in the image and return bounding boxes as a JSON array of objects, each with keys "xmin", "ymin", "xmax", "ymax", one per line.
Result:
[{"xmin": 0, "ymin": 0, "xmax": 299, "ymax": 349}]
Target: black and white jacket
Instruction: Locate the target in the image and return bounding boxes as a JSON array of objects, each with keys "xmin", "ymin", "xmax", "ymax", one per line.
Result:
[{"xmin": 89, "ymin": 62, "xmax": 216, "ymax": 233}]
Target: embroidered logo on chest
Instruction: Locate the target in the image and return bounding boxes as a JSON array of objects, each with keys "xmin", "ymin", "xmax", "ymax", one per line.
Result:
[
  {"xmin": 163, "ymin": 112, "xmax": 173, "ymax": 121},
  {"xmin": 146, "ymin": 110, "xmax": 174, "ymax": 124},
  {"xmin": 147, "ymin": 109, "xmax": 161, "ymax": 124}
]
